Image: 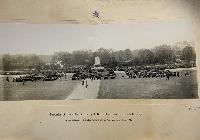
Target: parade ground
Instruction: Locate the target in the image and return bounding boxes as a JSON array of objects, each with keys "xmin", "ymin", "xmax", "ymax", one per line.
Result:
[
  {"xmin": 0, "ymin": 68, "xmax": 198, "ymax": 100},
  {"xmin": 98, "ymin": 69, "xmax": 198, "ymax": 99}
]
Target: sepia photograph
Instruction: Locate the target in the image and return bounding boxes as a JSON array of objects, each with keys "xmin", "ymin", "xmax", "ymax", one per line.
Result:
[
  {"xmin": 1, "ymin": 0, "xmax": 200, "ymax": 139},
  {"xmin": 0, "ymin": 21, "xmax": 198, "ymax": 100}
]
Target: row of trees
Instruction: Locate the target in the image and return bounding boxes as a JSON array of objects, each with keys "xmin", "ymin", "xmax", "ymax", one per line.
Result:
[
  {"xmin": 1, "ymin": 54, "xmax": 44, "ymax": 71},
  {"xmin": 51, "ymin": 44, "xmax": 196, "ymax": 68},
  {"xmin": 0, "ymin": 42, "xmax": 196, "ymax": 71}
]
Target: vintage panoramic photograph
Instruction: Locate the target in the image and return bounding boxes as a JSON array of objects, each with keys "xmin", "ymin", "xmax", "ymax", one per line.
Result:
[{"xmin": 0, "ymin": 21, "xmax": 198, "ymax": 100}]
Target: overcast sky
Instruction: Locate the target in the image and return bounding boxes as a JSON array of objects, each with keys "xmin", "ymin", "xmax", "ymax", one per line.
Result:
[{"xmin": 0, "ymin": 20, "xmax": 194, "ymax": 55}]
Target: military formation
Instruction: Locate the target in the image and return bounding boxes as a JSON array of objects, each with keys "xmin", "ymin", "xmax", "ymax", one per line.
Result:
[
  {"xmin": 124, "ymin": 66, "xmax": 182, "ymax": 80},
  {"xmin": 1, "ymin": 65, "xmax": 191, "ymax": 86}
]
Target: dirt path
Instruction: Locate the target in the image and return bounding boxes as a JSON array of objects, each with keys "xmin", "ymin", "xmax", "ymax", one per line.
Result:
[{"xmin": 66, "ymin": 79, "xmax": 100, "ymax": 99}]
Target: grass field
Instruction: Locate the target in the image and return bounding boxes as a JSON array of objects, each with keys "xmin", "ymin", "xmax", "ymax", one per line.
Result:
[
  {"xmin": 0, "ymin": 74, "xmax": 78, "ymax": 101},
  {"xmin": 0, "ymin": 68, "xmax": 198, "ymax": 100},
  {"xmin": 98, "ymin": 69, "xmax": 198, "ymax": 99}
]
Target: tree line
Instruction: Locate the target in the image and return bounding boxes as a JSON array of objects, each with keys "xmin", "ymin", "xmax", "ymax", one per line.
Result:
[{"xmin": 0, "ymin": 42, "xmax": 196, "ymax": 71}]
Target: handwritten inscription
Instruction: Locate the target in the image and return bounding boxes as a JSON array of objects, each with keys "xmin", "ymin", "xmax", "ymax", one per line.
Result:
[{"xmin": 185, "ymin": 105, "xmax": 200, "ymax": 111}]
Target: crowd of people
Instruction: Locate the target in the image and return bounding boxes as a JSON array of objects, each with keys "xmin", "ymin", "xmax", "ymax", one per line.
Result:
[
  {"xmin": 1, "ymin": 65, "xmax": 192, "ymax": 86},
  {"xmin": 2, "ymin": 71, "xmax": 62, "ymax": 84},
  {"xmin": 124, "ymin": 66, "xmax": 189, "ymax": 80},
  {"xmin": 72, "ymin": 68, "xmax": 116, "ymax": 81}
]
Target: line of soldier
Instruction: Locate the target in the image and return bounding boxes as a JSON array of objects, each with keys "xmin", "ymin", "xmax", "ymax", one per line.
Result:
[{"xmin": 125, "ymin": 69, "xmax": 190, "ymax": 80}]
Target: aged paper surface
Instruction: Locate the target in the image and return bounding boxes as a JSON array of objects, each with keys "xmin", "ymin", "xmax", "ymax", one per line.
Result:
[{"xmin": 0, "ymin": 0, "xmax": 200, "ymax": 140}]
